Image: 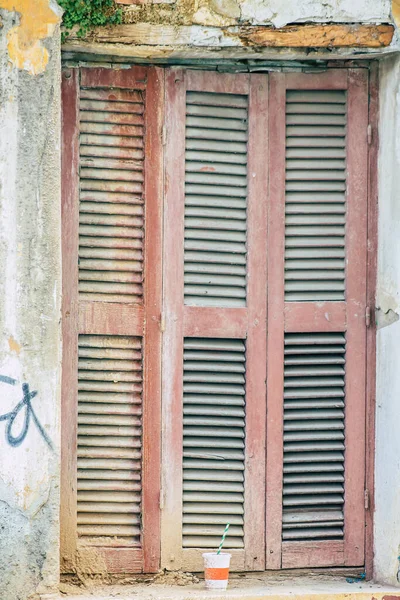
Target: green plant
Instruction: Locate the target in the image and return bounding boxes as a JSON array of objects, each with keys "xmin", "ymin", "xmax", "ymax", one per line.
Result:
[{"xmin": 59, "ymin": 0, "xmax": 123, "ymax": 41}]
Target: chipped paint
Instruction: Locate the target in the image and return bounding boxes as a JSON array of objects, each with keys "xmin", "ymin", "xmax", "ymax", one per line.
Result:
[
  {"xmin": 0, "ymin": 3, "xmax": 61, "ymax": 597},
  {"xmin": 239, "ymin": 23, "xmax": 394, "ymax": 47},
  {"xmin": 63, "ymin": 21, "xmax": 394, "ymax": 57},
  {"xmin": 8, "ymin": 336, "xmax": 21, "ymax": 354},
  {"xmin": 0, "ymin": 0, "xmax": 61, "ymax": 75},
  {"xmin": 193, "ymin": 0, "xmax": 239, "ymax": 26},
  {"xmin": 393, "ymin": 0, "xmax": 400, "ymax": 27},
  {"xmin": 61, "ymin": 0, "xmax": 396, "ymax": 57},
  {"xmin": 116, "ymin": 0, "xmax": 393, "ymax": 29},
  {"xmin": 238, "ymin": 0, "xmax": 391, "ymax": 27}
]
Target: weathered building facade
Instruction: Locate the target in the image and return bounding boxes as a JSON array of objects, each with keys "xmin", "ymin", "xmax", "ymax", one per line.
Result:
[{"xmin": 1, "ymin": 1, "xmax": 400, "ymax": 598}]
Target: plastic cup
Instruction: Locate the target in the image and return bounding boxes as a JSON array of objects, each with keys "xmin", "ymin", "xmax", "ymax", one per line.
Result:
[{"xmin": 202, "ymin": 552, "xmax": 231, "ymax": 590}]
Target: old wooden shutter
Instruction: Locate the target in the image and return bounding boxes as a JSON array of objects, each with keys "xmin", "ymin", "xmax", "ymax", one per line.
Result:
[
  {"xmin": 61, "ymin": 66, "xmax": 163, "ymax": 573},
  {"xmin": 62, "ymin": 65, "xmax": 372, "ymax": 575},
  {"xmin": 266, "ymin": 70, "xmax": 369, "ymax": 569},
  {"xmin": 162, "ymin": 70, "xmax": 268, "ymax": 572}
]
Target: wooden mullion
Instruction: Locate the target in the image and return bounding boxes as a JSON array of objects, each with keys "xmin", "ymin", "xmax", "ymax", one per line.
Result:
[
  {"xmin": 142, "ymin": 67, "xmax": 164, "ymax": 573},
  {"xmin": 365, "ymin": 61, "xmax": 379, "ymax": 580},
  {"xmin": 243, "ymin": 73, "xmax": 268, "ymax": 571},
  {"xmin": 265, "ymin": 72, "xmax": 286, "ymax": 569},
  {"xmin": 61, "ymin": 67, "xmax": 80, "ymax": 572},
  {"xmin": 161, "ymin": 68, "xmax": 186, "ymax": 571},
  {"xmin": 343, "ymin": 68, "xmax": 369, "ymax": 567}
]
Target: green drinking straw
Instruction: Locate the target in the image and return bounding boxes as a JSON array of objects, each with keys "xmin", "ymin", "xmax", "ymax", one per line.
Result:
[{"xmin": 217, "ymin": 523, "xmax": 230, "ymax": 555}]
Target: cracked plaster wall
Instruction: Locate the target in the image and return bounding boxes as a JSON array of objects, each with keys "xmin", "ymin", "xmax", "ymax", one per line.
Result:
[
  {"xmin": 122, "ymin": 0, "xmax": 392, "ymax": 28},
  {"xmin": 237, "ymin": 0, "xmax": 392, "ymax": 28},
  {"xmin": 64, "ymin": 0, "xmax": 395, "ymax": 62},
  {"xmin": 375, "ymin": 54, "xmax": 400, "ymax": 586},
  {"xmin": 0, "ymin": 3, "xmax": 61, "ymax": 599},
  {"xmin": 0, "ymin": 0, "xmax": 398, "ymax": 597}
]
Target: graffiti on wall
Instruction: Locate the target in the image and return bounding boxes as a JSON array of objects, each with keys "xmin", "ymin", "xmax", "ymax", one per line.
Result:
[{"xmin": 0, "ymin": 375, "xmax": 54, "ymax": 451}]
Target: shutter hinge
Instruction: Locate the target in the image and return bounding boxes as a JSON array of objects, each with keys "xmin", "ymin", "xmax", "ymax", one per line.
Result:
[
  {"xmin": 366, "ymin": 306, "xmax": 371, "ymax": 328},
  {"xmin": 162, "ymin": 125, "xmax": 167, "ymax": 146},
  {"xmin": 364, "ymin": 489, "xmax": 369, "ymax": 510},
  {"xmin": 160, "ymin": 311, "xmax": 166, "ymax": 332},
  {"xmin": 367, "ymin": 124, "xmax": 372, "ymax": 146}
]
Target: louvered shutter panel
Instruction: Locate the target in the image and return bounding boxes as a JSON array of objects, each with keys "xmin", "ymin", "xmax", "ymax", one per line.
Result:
[
  {"xmin": 183, "ymin": 338, "xmax": 246, "ymax": 550},
  {"xmin": 283, "ymin": 332, "xmax": 346, "ymax": 542},
  {"xmin": 285, "ymin": 90, "xmax": 347, "ymax": 302},
  {"xmin": 184, "ymin": 91, "xmax": 248, "ymax": 307},
  {"xmin": 267, "ymin": 70, "xmax": 368, "ymax": 569},
  {"xmin": 77, "ymin": 335, "xmax": 142, "ymax": 545},
  {"xmin": 162, "ymin": 70, "xmax": 268, "ymax": 572},
  {"xmin": 61, "ymin": 67, "xmax": 163, "ymax": 574}
]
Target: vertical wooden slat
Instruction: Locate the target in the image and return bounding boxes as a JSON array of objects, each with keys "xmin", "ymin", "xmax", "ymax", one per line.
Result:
[
  {"xmin": 343, "ymin": 68, "xmax": 369, "ymax": 567},
  {"xmin": 161, "ymin": 68, "xmax": 186, "ymax": 571},
  {"xmin": 142, "ymin": 67, "xmax": 164, "ymax": 573},
  {"xmin": 61, "ymin": 67, "xmax": 80, "ymax": 571},
  {"xmin": 266, "ymin": 73, "xmax": 286, "ymax": 569},
  {"xmin": 365, "ymin": 61, "xmax": 379, "ymax": 580},
  {"xmin": 244, "ymin": 74, "xmax": 268, "ymax": 571}
]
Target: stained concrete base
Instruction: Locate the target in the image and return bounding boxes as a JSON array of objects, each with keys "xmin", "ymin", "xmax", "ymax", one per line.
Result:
[{"xmin": 43, "ymin": 574, "xmax": 400, "ymax": 600}]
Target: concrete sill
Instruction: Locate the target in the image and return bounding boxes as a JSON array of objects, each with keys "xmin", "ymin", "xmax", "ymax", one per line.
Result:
[{"xmin": 44, "ymin": 574, "xmax": 400, "ymax": 600}]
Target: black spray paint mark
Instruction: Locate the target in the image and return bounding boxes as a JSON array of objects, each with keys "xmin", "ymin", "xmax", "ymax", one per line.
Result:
[{"xmin": 0, "ymin": 375, "xmax": 54, "ymax": 451}]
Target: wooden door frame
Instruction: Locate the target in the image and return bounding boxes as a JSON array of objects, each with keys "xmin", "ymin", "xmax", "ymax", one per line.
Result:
[
  {"xmin": 60, "ymin": 60, "xmax": 378, "ymax": 576},
  {"xmin": 365, "ymin": 60, "xmax": 379, "ymax": 581},
  {"xmin": 61, "ymin": 67, "xmax": 80, "ymax": 573}
]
